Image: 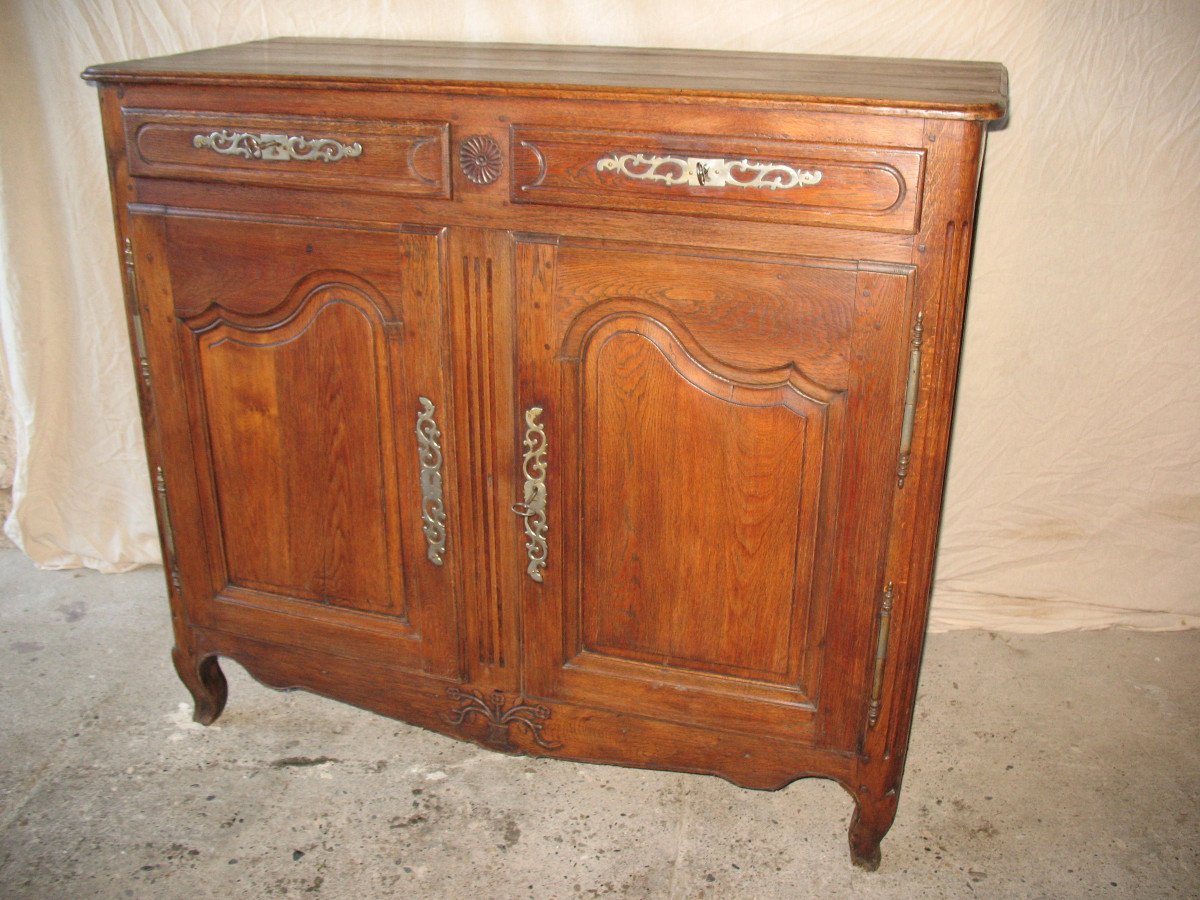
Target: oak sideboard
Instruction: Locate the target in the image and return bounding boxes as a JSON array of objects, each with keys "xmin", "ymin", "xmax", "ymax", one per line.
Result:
[{"xmin": 84, "ymin": 38, "xmax": 1007, "ymax": 869}]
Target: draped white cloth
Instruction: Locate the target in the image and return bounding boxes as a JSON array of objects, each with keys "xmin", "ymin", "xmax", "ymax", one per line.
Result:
[{"xmin": 1, "ymin": 0, "xmax": 1197, "ymax": 630}]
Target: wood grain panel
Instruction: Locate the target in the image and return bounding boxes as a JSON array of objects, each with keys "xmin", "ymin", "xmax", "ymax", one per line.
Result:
[
  {"xmin": 555, "ymin": 244, "xmax": 857, "ymax": 391},
  {"xmin": 160, "ymin": 212, "xmax": 411, "ymax": 320},
  {"xmin": 580, "ymin": 324, "xmax": 825, "ymax": 684},
  {"xmin": 198, "ymin": 295, "xmax": 396, "ymax": 612}
]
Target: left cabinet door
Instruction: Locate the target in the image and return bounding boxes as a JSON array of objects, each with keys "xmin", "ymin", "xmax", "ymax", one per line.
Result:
[{"xmin": 129, "ymin": 208, "xmax": 462, "ymax": 679}]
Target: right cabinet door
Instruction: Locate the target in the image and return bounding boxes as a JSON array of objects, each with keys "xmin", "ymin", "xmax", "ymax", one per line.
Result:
[{"xmin": 516, "ymin": 237, "xmax": 916, "ymax": 749}]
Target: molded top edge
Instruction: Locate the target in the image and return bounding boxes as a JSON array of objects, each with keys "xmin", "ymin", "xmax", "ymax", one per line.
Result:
[{"xmin": 82, "ymin": 38, "xmax": 1009, "ymax": 121}]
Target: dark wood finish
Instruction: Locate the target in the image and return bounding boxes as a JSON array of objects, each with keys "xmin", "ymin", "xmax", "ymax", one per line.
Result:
[{"xmin": 85, "ymin": 39, "xmax": 1006, "ymax": 871}]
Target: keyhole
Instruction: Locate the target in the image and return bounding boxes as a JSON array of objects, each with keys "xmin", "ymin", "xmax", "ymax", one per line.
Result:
[{"xmin": 695, "ymin": 163, "xmax": 709, "ymax": 186}]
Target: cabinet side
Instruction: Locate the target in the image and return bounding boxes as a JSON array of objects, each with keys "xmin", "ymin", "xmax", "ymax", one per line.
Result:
[
  {"xmin": 848, "ymin": 118, "xmax": 988, "ymax": 865},
  {"xmin": 92, "ymin": 82, "xmax": 226, "ymax": 720}
]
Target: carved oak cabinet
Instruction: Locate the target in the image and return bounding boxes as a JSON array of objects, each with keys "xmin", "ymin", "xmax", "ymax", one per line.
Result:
[{"xmin": 84, "ymin": 39, "xmax": 1006, "ymax": 869}]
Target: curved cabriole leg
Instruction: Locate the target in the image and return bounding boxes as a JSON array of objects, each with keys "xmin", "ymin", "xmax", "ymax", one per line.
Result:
[
  {"xmin": 848, "ymin": 790, "xmax": 898, "ymax": 872},
  {"xmin": 171, "ymin": 646, "xmax": 228, "ymax": 725}
]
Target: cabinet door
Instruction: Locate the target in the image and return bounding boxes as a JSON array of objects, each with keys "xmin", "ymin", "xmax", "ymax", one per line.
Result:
[
  {"xmin": 131, "ymin": 209, "xmax": 461, "ymax": 678},
  {"xmin": 516, "ymin": 238, "xmax": 912, "ymax": 747}
]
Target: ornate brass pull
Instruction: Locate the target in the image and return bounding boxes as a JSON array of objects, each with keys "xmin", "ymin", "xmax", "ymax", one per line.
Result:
[
  {"xmin": 596, "ymin": 152, "xmax": 822, "ymax": 190},
  {"xmin": 192, "ymin": 130, "xmax": 363, "ymax": 162},
  {"xmin": 511, "ymin": 406, "xmax": 548, "ymax": 582},
  {"xmin": 415, "ymin": 397, "xmax": 447, "ymax": 566}
]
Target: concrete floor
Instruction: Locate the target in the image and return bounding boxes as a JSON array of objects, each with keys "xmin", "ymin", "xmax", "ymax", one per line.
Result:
[{"xmin": 0, "ymin": 548, "xmax": 1196, "ymax": 898}]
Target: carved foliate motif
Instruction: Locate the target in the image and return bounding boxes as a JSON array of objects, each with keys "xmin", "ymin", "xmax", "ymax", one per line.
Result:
[{"xmin": 446, "ymin": 688, "xmax": 560, "ymax": 749}]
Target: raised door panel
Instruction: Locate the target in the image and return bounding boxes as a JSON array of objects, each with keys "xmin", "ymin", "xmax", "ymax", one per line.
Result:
[
  {"xmin": 197, "ymin": 294, "xmax": 399, "ymax": 613},
  {"xmin": 517, "ymin": 239, "xmax": 913, "ymax": 747},
  {"xmin": 130, "ymin": 209, "xmax": 462, "ymax": 678},
  {"xmin": 579, "ymin": 322, "xmax": 828, "ymax": 687}
]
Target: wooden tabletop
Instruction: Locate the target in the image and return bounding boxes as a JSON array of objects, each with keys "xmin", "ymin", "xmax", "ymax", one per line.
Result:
[{"xmin": 83, "ymin": 38, "xmax": 1007, "ymax": 121}]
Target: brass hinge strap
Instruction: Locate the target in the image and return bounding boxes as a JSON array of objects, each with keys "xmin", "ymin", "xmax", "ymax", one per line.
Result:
[
  {"xmin": 868, "ymin": 582, "xmax": 895, "ymax": 727},
  {"xmin": 153, "ymin": 465, "xmax": 182, "ymax": 592},
  {"xmin": 896, "ymin": 312, "xmax": 924, "ymax": 487},
  {"xmin": 134, "ymin": 243, "xmax": 177, "ymax": 596},
  {"xmin": 124, "ymin": 238, "xmax": 152, "ymax": 390}
]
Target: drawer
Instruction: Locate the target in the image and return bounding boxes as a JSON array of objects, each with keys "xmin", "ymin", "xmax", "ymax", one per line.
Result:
[
  {"xmin": 511, "ymin": 126, "xmax": 925, "ymax": 233},
  {"xmin": 123, "ymin": 108, "xmax": 450, "ymax": 197}
]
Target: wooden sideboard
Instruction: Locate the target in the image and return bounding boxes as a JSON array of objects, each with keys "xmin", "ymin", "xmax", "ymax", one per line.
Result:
[{"xmin": 84, "ymin": 39, "xmax": 1007, "ymax": 869}]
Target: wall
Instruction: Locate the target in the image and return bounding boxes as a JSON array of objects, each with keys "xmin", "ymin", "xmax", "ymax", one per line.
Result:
[{"xmin": 0, "ymin": 0, "xmax": 1197, "ymax": 630}]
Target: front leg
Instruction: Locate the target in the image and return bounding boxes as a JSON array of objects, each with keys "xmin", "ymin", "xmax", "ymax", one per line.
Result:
[
  {"xmin": 848, "ymin": 787, "xmax": 898, "ymax": 871},
  {"xmin": 171, "ymin": 645, "xmax": 228, "ymax": 725}
]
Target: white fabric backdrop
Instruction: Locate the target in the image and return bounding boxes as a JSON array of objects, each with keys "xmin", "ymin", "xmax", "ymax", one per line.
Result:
[{"xmin": 1, "ymin": 0, "xmax": 1197, "ymax": 631}]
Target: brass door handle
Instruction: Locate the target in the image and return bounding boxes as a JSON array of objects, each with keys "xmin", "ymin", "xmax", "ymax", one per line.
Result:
[
  {"xmin": 415, "ymin": 397, "xmax": 447, "ymax": 566},
  {"xmin": 513, "ymin": 406, "xmax": 548, "ymax": 582}
]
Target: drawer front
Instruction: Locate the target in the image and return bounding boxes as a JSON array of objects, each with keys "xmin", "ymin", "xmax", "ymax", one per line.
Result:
[
  {"xmin": 124, "ymin": 108, "xmax": 450, "ymax": 197},
  {"xmin": 511, "ymin": 126, "xmax": 924, "ymax": 233}
]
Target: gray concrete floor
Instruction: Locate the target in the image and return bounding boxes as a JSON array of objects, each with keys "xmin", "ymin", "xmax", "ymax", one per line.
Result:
[{"xmin": 0, "ymin": 547, "xmax": 1196, "ymax": 898}]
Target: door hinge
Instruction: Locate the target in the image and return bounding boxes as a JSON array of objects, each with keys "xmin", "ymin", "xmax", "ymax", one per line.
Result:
[
  {"xmin": 896, "ymin": 312, "xmax": 924, "ymax": 487},
  {"xmin": 867, "ymin": 581, "xmax": 895, "ymax": 727},
  {"xmin": 153, "ymin": 465, "xmax": 182, "ymax": 593},
  {"xmin": 124, "ymin": 238, "xmax": 152, "ymax": 390}
]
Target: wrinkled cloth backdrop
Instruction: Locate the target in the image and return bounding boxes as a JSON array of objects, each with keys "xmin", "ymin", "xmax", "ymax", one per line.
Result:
[{"xmin": 0, "ymin": 0, "xmax": 1197, "ymax": 631}]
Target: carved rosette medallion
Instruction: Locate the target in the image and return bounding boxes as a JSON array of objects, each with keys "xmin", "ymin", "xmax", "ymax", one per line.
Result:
[
  {"xmin": 446, "ymin": 688, "xmax": 561, "ymax": 749},
  {"xmin": 458, "ymin": 135, "xmax": 503, "ymax": 185}
]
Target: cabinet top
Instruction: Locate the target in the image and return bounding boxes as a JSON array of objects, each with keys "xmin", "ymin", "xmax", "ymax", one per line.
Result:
[{"xmin": 83, "ymin": 38, "xmax": 1007, "ymax": 121}]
